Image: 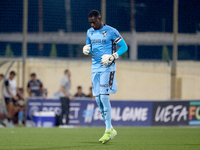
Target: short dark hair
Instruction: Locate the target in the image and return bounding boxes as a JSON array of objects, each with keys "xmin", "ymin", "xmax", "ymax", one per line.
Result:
[
  {"xmin": 30, "ymin": 73, "xmax": 36, "ymax": 77},
  {"xmin": 64, "ymin": 69, "xmax": 69, "ymax": 74},
  {"xmin": 88, "ymin": 10, "xmax": 101, "ymax": 18},
  {"xmin": 77, "ymin": 86, "xmax": 82, "ymax": 89},
  {"xmin": 10, "ymin": 71, "xmax": 16, "ymax": 76},
  {"xmin": 0, "ymin": 74, "xmax": 4, "ymax": 78}
]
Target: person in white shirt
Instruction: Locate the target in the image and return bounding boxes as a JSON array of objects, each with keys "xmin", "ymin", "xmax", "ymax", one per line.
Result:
[{"xmin": 3, "ymin": 71, "xmax": 19, "ymax": 127}]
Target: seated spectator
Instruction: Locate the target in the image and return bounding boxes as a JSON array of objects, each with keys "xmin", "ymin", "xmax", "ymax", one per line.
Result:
[
  {"xmin": 43, "ymin": 88, "xmax": 48, "ymax": 99},
  {"xmin": 16, "ymin": 88, "xmax": 25, "ymax": 126},
  {"xmin": 0, "ymin": 74, "xmax": 4, "ymax": 103},
  {"xmin": 0, "ymin": 74, "xmax": 4, "ymax": 126},
  {"xmin": 0, "ymin": 74, "xmax": 4, "ymax": 82},
  {"xmin": 86, "ymin": 86, "xmax": 95, "ymax": 99},
  {"xmin": 74, "ymin": 86, "xmax": 86, "ymax": 98},
  {"xmin": 52, "ymin": 91, "xmax": 60, "ymax": 99},
  {"xmin": 27, "ymin": 73, "xmax": 43, "ymax": 97},
  {"xmin": 5, "ymin": 87, "xmax": 25, "ymax": 127}
]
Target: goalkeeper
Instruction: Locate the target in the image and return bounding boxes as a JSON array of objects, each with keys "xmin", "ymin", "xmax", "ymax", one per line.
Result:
[{"xmin": 83, "ymin": 10, "xmax": 128, "ymax": 144}]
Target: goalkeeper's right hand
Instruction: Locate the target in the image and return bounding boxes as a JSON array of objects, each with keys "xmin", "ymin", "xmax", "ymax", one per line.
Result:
[{"xmin": 83, "ymin": 44, "xmax": 91, "ymax": 55}]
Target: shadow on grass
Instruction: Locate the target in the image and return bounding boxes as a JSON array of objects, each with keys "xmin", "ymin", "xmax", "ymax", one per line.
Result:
[
  {"xmin": 149, "ymin": 143, "xmax": 200, "ymax": 146},
  {"xmin": 79, "ymin": 141, "xmax": 115, "ymax": 145},
  {"xmin": 15, "ymin": 141, "xmax": 115, "ymax": 150}
]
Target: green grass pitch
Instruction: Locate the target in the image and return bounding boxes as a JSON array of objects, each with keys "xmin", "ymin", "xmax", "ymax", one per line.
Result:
[{"xmin": 0, "ymin": 127, "xmax": 199, "ymax": 150}]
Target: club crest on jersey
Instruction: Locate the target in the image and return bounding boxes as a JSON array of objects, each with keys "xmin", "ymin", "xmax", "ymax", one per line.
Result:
[{"xmin": 103, "ymin": 31, "xmax": 107, "ymax": 37}]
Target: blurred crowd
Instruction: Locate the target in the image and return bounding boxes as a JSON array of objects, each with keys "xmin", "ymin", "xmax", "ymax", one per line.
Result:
[{"xmin": 0, "ymin": 70, "xmax": 94, "ymax": 127}]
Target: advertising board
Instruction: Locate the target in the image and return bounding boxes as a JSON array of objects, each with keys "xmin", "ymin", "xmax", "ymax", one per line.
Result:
[
  {"xmin": 152, "ymin": 101, "xmax": 189, "ymax": 126},
  {"xmin": 189, "ymin": 101, "xmax": 200, "ymax": 125},
  {"xmin": 26, "ymin": 99, "xmax": 152, "ymax": 126}
]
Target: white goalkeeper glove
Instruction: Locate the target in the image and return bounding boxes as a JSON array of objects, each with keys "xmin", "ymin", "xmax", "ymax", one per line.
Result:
[
  {"xmin": 83, "ymin": 44, "xmax": 91, "ymax": 55},
  {"xmin": 101, "ymin": 52, "xmax": 119, "ymax": 66}
]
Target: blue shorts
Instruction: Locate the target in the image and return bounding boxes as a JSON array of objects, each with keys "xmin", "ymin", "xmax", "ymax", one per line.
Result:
[{"xmin": 91, "ymin": 71, "xmax": 118, "ymax": 96}]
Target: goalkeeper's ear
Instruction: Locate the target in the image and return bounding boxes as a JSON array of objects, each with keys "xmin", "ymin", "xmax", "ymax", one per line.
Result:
[{"xmin": 97, "ymin": 16, "xmax": 101, "ymax": 22}]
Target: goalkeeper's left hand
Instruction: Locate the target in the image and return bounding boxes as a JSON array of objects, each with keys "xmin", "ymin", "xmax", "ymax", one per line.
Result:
[{"xmin": 101, "ymin": 52, "xmax": 119, "ymax": 66}]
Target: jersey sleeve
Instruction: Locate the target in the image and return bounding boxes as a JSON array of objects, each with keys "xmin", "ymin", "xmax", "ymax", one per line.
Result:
[
  {"xmin": 116, "ymin": 39, "xmax": 128, "ymax": 56},
  {"xmin": 86, "ymin": 30, "xmax": 91, "ymax": 45},
  {"xmin": 86, "ymin": 30, "xmax": 92, "ymax": 54},
  {"xmin": 111, "ymin": 28, "xmax": 122, "ymax": 44}
]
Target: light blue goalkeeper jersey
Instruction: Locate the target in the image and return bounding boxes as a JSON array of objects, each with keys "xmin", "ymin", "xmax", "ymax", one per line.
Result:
[{"xmin": 86, "ymin": 25, "xmax": 122, "ymax": 73}]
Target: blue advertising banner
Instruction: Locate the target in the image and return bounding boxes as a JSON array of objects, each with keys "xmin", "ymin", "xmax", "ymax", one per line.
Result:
[
  {"xmin": 26, "ymin": 99, "xmax": 153, "ymax": 127},
  {"xmin": 76, "ymin": 100, "xmax": 152, "ymax": 126}
]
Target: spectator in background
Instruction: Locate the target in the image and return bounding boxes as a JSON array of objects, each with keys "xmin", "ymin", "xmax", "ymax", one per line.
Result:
[
  {"xmin": 86, "ymin": 86, "xmax": 95, "ymax": 99},
  {"xmin": 43, "ymin": 88, "xmax": 48, "ymax": 99},
  {"xmin": 0, "ymin": 74, "xmax": 4, "ymax": 106},
  {"xmin": 16, "ymin": 88, "xmax": 25, "ymax": 126},
  {"xmin": 74, "ymin": 86, "xmax": 86, "ymax": 98},
  {"xmin": 27, "ymin": 73, "xmax": 43, "ymax": 97},
  {"xmin": 52, "ymin": 91, "xmax": 60, "ymax": 99},
  {"xmin": 59, "ymin": 69, "xmax": 73, "ymax": 126},
  {"xmin": 3, "ymin": 71, "xmax": 20, "ymax": 127},
  {"xmin": 0, "ymin": 74, "xmax": 4, "ymax": 82}
]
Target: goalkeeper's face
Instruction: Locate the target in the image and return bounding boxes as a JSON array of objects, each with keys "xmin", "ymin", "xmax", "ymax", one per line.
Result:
[{"xmin": 88, "ymin": 16, "xmax": 102, "ymax": 30}]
